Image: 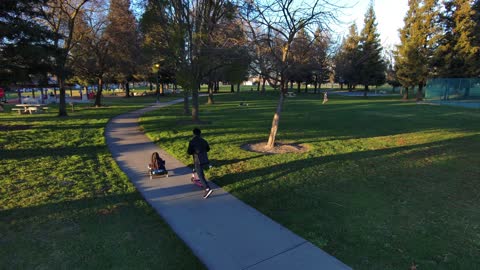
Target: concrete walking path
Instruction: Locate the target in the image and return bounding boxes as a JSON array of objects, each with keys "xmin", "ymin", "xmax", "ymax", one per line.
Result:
[{"xmin": 105, "ymin": 100, "xmax": 352, "ymax": 270}]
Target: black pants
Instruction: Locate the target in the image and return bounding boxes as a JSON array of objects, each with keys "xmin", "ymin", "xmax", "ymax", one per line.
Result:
[{"xmin": 195, "ymin": 162, "xmax": 210, "ymax": 189}]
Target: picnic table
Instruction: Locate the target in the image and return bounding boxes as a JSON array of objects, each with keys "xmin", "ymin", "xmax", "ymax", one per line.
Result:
[{"xmin": 12, "ymin": 104, "xmax": 49, "ymax": 114}]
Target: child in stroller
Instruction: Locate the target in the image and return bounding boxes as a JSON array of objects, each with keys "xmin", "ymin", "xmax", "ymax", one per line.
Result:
[{"xmin": 148, "ymin": 152, "xmax": 168, "ymax": 180}]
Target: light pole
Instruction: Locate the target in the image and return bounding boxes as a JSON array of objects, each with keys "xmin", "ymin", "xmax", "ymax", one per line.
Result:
[{"xmin": 155, "ymin": 63, "xmax": 160, "ymax": 103}]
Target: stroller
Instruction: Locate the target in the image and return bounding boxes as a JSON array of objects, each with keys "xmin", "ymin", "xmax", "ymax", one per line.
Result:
[{"xmin": 148, "ymin": 152, "xmax": 168, "ymax": 180}]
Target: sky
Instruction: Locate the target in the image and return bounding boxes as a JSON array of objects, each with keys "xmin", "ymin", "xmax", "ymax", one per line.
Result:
[
  {"xmin": 334, "ymin": 0, "xmax": 409, "ymax": 48},
  {"xmin": 131, "ymin": 0, "xmax": 408, "ymax": 48}
]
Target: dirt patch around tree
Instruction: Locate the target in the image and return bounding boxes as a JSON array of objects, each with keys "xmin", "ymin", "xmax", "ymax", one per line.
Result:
[{"xmin": 241, "ymin": 141, "xmax": 310, "ymax": 154}]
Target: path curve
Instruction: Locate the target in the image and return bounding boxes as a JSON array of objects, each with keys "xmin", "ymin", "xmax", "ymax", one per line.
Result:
[{"xmin": 105, "ymin": 100, "xmax": 351, "ymax": 270}]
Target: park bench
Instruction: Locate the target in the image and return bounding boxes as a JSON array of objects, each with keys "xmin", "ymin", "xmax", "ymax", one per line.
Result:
[
  {"xmin": 27, "ymin": 107, "xmax": 39, "ymax": 114},
  {"xmin": 11, "ymin": 108, "xmax": 24, "ymax": 114},
  {"xmin": 286, "ymin": 92, "xmax": 296, "ymax": 97},
  {"xmin": 12, "ymin": 105, "xmax": 47, "ymax": 114}
]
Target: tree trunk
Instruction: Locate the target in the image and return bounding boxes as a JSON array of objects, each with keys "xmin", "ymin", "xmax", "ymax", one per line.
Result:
[
  {"xmin": 230, "ymin": 84, "xmax": 234, "ymax": 93},
  {"xmin": 464, "ymin": 80, "xmax": 471, "ymax": 98},
  {"xmin": 304, "ymin": 83, "xmax": 308, "ymax": 93},
  {"xmin": 215, "ymin": 81, "xmax": 219, "ymax": 93},
  {"xmin": 94, "ymin": 78, "xmax": 103, "ymax": 107},
  {"xmin": 257, "ymin": 78, "xmax": 261, "ymax": 91},
  {"xmin": 403, "ymin": 87, "xmax": 409, "ymax": 100},
  {"xmin": 236, "ymin": 83, "xmax": 240, "ymax": 93},
  {"xmin": 191, "ymin": 84, "xmax": 200, "ymax": 122},
  {"xmin": 155, "ymin": 78, "xmax": 160, "ymax": 101},
  {"xmin": 297, "ymin": 82, "xmax": 301, "ymax": 93},
  {"xmin": 208, "ymin": 82, "xmax": 214, "ymax": 104},
  {"xmin": 40, "ymin": 88, "xmax": 45, "ymax": 104},
  {"xmin": 125, "ymin": 81, "xmax": 130, "ymax": 98},
  {"xmin": 266, "ymin": 91, "xmax": 285, "ymax": 149},
  {"xmin": 314, "ymin": 78, "xmax": 318, "ymax": 94},
  {"xmin": 416, "ymin": 83, "xmax": 424, "ymax": 101},
  {"xmin": 183, "ymin": 91, "xmax": 190, "ymax": 115},
  {"xmin": 364, "ymin": 85, "xmax": 369, "ymax": 98},
  {"xmin": 149, "ymin": 82, "xmax": 153, "ymax": 91},
  {"xmin": 262, "ymin": 78, "xmax": 266, "ymax": 94},
  {"xmin": 208, "ymin": 81, "xmax": 213, "ymax": 93},
  {"xmin": 58, "ymin": 75, "xmax": 67, "ymax": 116}
]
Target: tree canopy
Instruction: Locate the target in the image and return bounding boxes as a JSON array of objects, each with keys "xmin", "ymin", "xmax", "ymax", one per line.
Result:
[
  {"xmin": 357, "ymin": 4, "xmax": 386, "ymax": 94},
  {"xmin": 0, "ymin": 0, "xmax": 57, "ymax": 85},
  {"xmin": 395, "ymin": 0, "xmax": 440, "ymax": 100}
]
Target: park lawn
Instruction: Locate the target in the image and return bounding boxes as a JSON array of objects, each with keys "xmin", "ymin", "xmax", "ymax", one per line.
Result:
[
  {"xmin": 0, "ymin": 95, "xmax": 205, "ymax": 269},
  {"xmin": 140, "ymin": 92, "xmax": 480, "ymax": 270}
]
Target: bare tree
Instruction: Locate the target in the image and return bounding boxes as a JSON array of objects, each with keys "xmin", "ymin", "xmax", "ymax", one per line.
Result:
[
  {"xmin": 70, "ymin": 0, "xmax": 110, "ymax": 107},
  {"xmin": 241, "ymin": 0, "xmax": 341, "ymax": 149},
  {"xmin": 141, "ymin": 0, "xmax": 241, "ymax": 122},
  {"xmin": 39, "ymin": 0, "xmax": 91, "ymax": 116}
]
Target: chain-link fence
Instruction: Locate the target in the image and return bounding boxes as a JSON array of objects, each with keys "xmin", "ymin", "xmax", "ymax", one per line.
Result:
[{"xmin": 425, "ymin": 78, "xmax": 480, "ymax": 101}]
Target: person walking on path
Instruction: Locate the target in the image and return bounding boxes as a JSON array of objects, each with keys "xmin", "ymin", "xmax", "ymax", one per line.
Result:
[{"xmin": 188, "ymin": 127, "xmax": 213, "ymax": 199}]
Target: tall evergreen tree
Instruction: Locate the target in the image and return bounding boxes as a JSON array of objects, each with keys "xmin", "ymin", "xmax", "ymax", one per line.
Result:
[
  {"xmin": 334, "ymin": 24, "xmax": 360, "ymax": 90},
  {"xmin": 311, "ymin": 28, "xmax": 331, "ymax": 93},
  {"xmin": 473, "ymin": 0, "xmax": 480, "ymax": 75},
  {"xmin": 395, "ymin": 0, "xmax": 440, "ymax": 100},
  {"xmin": 0, "ymin": 0, "xmax": 57, "ymax": 85},
  {"xmin": 358, "ymin": 3, "xmax": 386, "ymax": 96},
  {"xmin": 104, "ymin": 0, "xmax": 140, "ymax": 98},
  {"xmin": 289, "ymin": 28, "xmax": 313, "ymax": 92},
  {"xmin": 139, "ymin": 0, "xmax": 176, "ymax": 105},
  {"xmin": 384, "ymin": 48, "xmax": 401, "ymax": 90},
  {"xmin": 435, "ymin": 0, "xmax": 479, "ymax": 77}
]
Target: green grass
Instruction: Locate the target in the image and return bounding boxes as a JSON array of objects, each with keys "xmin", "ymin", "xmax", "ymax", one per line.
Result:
[
  {"xmin": 0, "ymin": 95, "xmax": 205, "ymax": 269},
  {"xmin": 140, "ymin": 92, "xmax": 480, "ymax": 270}
]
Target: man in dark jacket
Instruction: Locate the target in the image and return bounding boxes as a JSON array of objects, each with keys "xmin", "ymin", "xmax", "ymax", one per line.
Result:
[{"xmin": 187, "ymin": 128, "xmax": 213, "ymax": 198}]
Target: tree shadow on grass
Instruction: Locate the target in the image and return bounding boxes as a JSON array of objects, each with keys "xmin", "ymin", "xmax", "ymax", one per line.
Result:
[
  {"xmin": 1, "ymin": 140, "xmax": 156, "ymax": 160},
  {"xmin": 218, "ymin": 134, "xmax": 480, "ymax": 193},
  {"xmin": 0, "ymin": 191, "xmax": 205, "ymax": 270},
  {"xmin": 214, "ymin": 134, "xmax": 480, "ymax": 269}
]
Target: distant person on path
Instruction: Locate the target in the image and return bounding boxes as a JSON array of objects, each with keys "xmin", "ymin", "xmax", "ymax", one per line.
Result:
[
  {"xmin": 322, "ymin": 91, "xmax": 328, "ymax": 104},
  {"xmin": 187, "ymin": 128, "xmax": 213, "ymax": 199}
]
